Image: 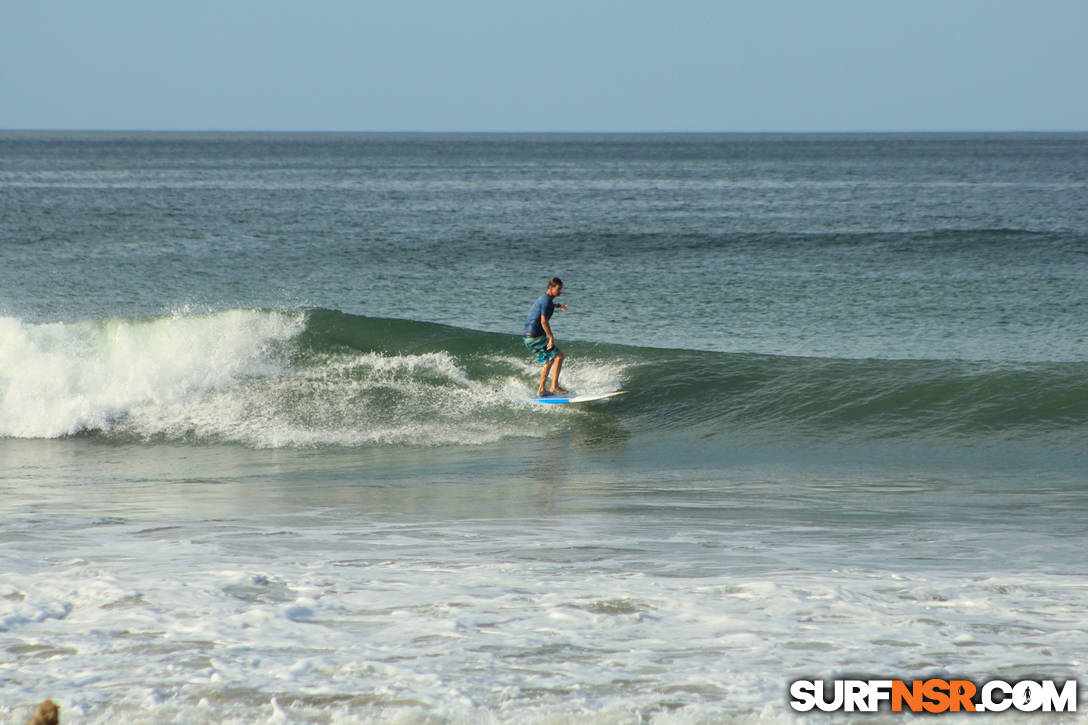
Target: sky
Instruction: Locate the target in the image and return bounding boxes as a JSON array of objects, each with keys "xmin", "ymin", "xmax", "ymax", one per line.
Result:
[{"xmin": 2, "ymin": 0, "xmax": 1085, "ymax": 132}]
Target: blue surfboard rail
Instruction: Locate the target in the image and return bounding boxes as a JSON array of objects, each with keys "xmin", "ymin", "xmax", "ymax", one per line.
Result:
[{"xmin": 528, "ymin": 390, "xmax": 627, "ymax": 405}]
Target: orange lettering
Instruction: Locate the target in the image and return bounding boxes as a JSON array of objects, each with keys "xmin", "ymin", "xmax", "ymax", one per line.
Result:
[
  {"xmin": 892, "ymin": 680, "xmax": 924, "ymax": 712},
  {"xmin": 949, "ymin": 680, "xmax": 977, "ymax": 711},
  {"xmin": 923, "ymin": 679, "xmax": 951, "ymax": 713}
]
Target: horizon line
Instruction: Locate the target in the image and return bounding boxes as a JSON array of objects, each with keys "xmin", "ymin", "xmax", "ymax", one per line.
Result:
[{"xmin": 3, "ymin": 128, "xmax": 1087, "ymax": 136}]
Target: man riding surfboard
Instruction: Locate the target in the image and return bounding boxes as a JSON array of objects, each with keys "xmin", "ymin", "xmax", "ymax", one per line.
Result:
[{"xmin": 522, "ymin": 277, "xmax": 568, "ymax": 396}]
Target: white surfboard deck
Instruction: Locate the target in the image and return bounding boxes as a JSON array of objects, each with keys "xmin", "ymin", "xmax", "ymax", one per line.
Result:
[{"xmin": 528, "ymin": 390, "xmax": 628, "ymax": 405}]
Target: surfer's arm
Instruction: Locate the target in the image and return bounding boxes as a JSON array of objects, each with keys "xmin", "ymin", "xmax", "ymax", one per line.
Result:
[{"xmin": 541, "ymin": 315, "xmax": 555, "ymax": 349}]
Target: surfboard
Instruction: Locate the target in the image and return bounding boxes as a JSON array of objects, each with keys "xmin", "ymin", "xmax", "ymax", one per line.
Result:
[{"xmin": 529, "ymin": 390, "xmax": 628, "ymax": 405}]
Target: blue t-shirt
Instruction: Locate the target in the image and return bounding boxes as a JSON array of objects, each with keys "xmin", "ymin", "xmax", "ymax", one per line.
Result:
[{"xmin": 524, "ymin": 293, "xmax": 555, "ymax": 337}]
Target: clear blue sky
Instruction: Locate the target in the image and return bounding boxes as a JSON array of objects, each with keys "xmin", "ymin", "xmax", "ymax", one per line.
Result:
[{"xmin": 3, "ymin": 0, "xmax": 1085, "ymax": 132}]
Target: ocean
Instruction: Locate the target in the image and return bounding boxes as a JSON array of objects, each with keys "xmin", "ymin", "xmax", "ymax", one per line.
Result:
[{"xmin": 1, "ymin": 132, "xmax": 1086, "ymax": 723}]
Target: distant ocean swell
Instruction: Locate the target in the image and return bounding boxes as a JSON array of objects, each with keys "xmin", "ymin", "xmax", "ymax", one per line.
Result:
[{"xmin": 1, "ymin": 308, "xmax": 1084, "ymax": 447}]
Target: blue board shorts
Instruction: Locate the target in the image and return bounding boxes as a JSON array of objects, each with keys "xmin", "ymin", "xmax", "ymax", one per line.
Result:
[{"xmin": 523, "ymin": 335, "xmax": 561, "ymax": 363}]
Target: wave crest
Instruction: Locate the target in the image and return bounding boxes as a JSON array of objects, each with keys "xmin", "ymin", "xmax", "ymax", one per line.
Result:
[{"xmin": 2, "ymin": 308, "xmax": 1083, "ymax": 448}]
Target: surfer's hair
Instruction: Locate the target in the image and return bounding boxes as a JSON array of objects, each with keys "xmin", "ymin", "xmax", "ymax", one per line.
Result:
[{"xmin": 548, "ymin": 277, "xmax": 563, "ymax": 289}]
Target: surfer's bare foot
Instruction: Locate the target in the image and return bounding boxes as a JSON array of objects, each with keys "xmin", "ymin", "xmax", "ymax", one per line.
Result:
[{"xmin": 550, "ymin": 387, "xmax": 568, "ymax": 394}]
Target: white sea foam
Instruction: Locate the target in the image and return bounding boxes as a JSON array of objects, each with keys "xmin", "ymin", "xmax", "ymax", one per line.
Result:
[
  {"xmin": 0, "ymin": 310, "xmax": 304, "ymax": 439},
  {"xmin": 2, "ymin": 497, "xmax": 1085, "ymax": 724},
  {"xmin": 2, "ymin": 428, "xmax": 1086, "ymax": 723},
  {"xmin": 1, "ymin": 311, "xmax": 627, "ymax": 447}
]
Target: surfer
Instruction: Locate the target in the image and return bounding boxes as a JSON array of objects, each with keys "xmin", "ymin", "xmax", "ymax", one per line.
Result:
[{"xmin": 523, "ymin": 277, "xmax": 568, "ymax": 395}]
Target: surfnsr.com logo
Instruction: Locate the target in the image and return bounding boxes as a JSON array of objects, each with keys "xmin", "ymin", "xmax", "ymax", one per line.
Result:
[{"xmin": 789, "ymin": 679, "xmax": 1077, "ymax": 713}]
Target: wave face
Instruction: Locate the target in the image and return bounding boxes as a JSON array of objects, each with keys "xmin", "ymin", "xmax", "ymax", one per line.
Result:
[
  {"xmin": 2, "ymin": 308, "xmax": 1084, "ymax": 448},
  {"xmin": 622, "ymin": 349, "xmax": 1088, "ymax": 445}
]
